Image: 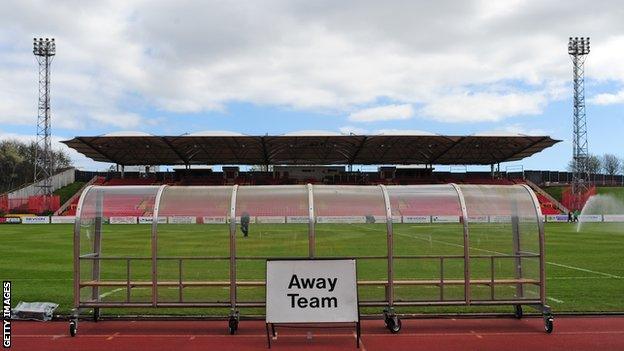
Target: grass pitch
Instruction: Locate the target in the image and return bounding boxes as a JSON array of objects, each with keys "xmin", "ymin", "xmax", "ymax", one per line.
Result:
[{"xmin": 1, "ymin": 222, "xmax": 623, "ymax": 315}]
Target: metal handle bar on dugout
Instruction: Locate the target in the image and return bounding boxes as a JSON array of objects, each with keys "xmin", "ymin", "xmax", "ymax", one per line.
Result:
[{"xmin": 73, "ymin": 183, "xmax": 547, "ymax": 312}]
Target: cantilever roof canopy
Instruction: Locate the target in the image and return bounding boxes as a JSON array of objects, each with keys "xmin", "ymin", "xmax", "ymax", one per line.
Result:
[{"xmin": 62, "ymin": 132, "xmax": 560, "ymax": 166}]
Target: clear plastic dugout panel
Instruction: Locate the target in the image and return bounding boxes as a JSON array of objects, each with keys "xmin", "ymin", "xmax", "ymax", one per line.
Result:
[
  {"xmin": 460, "ymin": 184, "xmax": 541, "ymax": 302},
  {"xmin": 313, "ymin": 185, "xmax": 388, "ymax": 304},
  {"xmin": 387, "ymin": 184, "xmax": 466, "ymax": 303},
  {"xmin": 234, "ymin": 185, "xmax": 310, "ymax": 309},
  {"xmin": 74, "ymin": 183, "xmax": 546, "ymax": 318},
  {"xmin": 77, "ymin": 186, "xmax": 159, "ymax": 305},
  {"xmin": 155, "ymin": 186, "xmax": 232, "ymax": 305}
]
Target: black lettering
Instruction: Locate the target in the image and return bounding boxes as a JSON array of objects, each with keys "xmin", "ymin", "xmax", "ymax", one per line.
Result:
[
  {"xmin": 288, "ymin": 275, "xmax": 301, "ymax": 289},
  {"xmin": 309, "ymin": 297, "xmax": 319, "ymax": 308},
  {"xmin": 322, "ymin": 296, "xmax": 337, "ymax": 308},
  {"xmin": 300, "ymin": 278, "xmax": 315, "ymax": 289},
  {"xmin": 297, "ymin": 296, "xmax": 308, "ymax": 308},
  {"xmin": 327, "ymin": 278, "xmax": 337, "ymax": 292},
  {"xmin": 287, "ymin": 293, "xmax": 299, "ymax": 308}
]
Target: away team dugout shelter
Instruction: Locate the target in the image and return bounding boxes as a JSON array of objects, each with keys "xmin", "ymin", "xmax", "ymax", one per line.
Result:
[
  {"xmin": 62, "ymin": 132, "xmax": 559, "ymax": 166},
  {"xmin": 70, "ymin": 183, "xmax": 554, "ymax": 336}
]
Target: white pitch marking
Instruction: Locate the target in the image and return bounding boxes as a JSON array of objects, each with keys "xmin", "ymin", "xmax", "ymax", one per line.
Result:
[
  {"xmin": 390, "ymin": 228, "xmax": 623, "ymax": 279},
  {"xmin": 546, "ymin": 262, "xmax": 622, "ymax": 279},
  {"xmin": 98, "ymin": 288, "xmax": 125, "ymax": 299}
]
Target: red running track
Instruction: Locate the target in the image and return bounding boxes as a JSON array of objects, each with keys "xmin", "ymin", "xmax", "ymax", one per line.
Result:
[{"xmin": 9, "ymin": 316, "xmax": 624, "ymax": 351}]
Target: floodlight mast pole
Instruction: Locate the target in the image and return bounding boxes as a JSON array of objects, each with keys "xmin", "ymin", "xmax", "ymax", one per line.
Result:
[
  {"xmin": 568, "ymin": 37, "xmax": 590, "ymax": 210},
  {"xmin": 33, "ymin": 37, "xmax": 56, "ymax": 196}
]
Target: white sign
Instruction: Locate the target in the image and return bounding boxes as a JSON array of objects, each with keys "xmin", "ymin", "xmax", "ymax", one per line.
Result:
[
  {"xmin": 50, "ymin": 216, "xmax": 75, "ymax": 224},
  {"xmin": 287, "ymin": 216, "xmax": 309, "ymax": 224},
  {"xmin": 432, "ymin": 215, "xmax": 460, "ymax": 223},
  {"xmin": 603, "ymin": 214, "xmax": 624, "ymax": 222},
  {"xmin": 546, "ymin": 215, "xmax": 568, "ymax": 222},
  {"xmin": 21, "ymin": 216, "xmax": 50, "ymax": 224},
  {"xmin": 489, "ymin": 215, "xmax": 512, "ymax": 223},
  {"xmin": 110, "ymin": 216, "xmax": 137, "ymax": 224},
  {"xmin": 579, "ymin": 214, "xmax": 602, "ymax": 222},
  {"xmin": 370, "ymin": 215, "xmax": 402, "ymax": 223},
  {"xmin": 402, "ymin": 215, "xmax": 430, "ymax": 224},
  {"xmin": 202, "ymin": 216, "xmax": 227, "ymax": 224},
  {"xmin": 229, "ymin": 216, "xmax": 257, "ymax": 224},
  {"xmin": 467, "ymin": 215, "xmax": 488, "ymax": 223},
  {"xmin": 256, "ymin": 216, "xmax": 286, "ymax": 224},
  {"xmin": 266, "ymin": 259, "xmax": 358, "ymax": 324},
  {"xmin": 316, "ymin": 216, "xmax": 366, "ymax": 224},
  {"xmin": 138, "ymin": 216, "xmax": 168, "ymax": 224},
  {"xmin": 168, "ymin": 216, "xmax": 196, "ymax": 224}
]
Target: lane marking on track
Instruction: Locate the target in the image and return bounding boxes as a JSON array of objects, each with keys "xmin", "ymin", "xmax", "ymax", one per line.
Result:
[
  {"xmin": 13, "ymin": 330, "xmax": 624, "ymax": 338},
  {"xmin": 392, "ymin": 228, "xmax": 623, "ymax": 279},
  {"xmin": 353, "ymin": 331, "xmax": 367, "ymax": 351},
  {"xmin": 470, "ymin": 330, "xmax": 483, "ymax": 339},
  {"xmin": 106, "ymin": 332, "xmax": 119, "ymax": 340}
]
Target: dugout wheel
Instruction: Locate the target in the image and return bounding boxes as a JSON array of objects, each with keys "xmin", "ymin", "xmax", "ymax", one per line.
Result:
[
  {"xmin": 544, "ymin": 315, "xmax": 554, "ymax": 334},
  {"xmin": 228, "ymin": 316, "xmax": 239, "ymax": 335},
  {"xmin": 69, "ymin": 320, "xmax": 77, "ymax": 337},
  {"xmin": 514, "ymin": 305, "xmax": 523, "ymax": 319},
  {"xmin": 385, "ymin": 316, "xmax": 402, "ymax": 334}
]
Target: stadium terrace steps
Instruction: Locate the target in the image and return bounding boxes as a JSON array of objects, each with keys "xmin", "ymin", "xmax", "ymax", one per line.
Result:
[{"xmin": 523, "ymin": 179, "xmax": 568, "ymax": 214}]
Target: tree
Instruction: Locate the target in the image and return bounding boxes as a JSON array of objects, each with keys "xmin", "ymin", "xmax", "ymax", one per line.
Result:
[
  {"xmin": 0, "ymin": 139, "xmax": 72, "ymax": 193},
  {"xmin": 567, "ymin": 154, "xmax": 601, "ymax": 175},
  {"xmin": 602, "ymin": 154, "xmax": 621, "ymax": 175}
]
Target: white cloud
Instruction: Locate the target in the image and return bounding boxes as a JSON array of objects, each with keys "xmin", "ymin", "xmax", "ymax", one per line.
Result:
[
  {"xmin": 479, "ymin": 123, "xmax": 547, "ymax": 136},
  {"xmin": 339, "ymin": 126, "xmax": 369, "ymax": 135},
  {"xmin": 589, "ymin": 90, "xmax": 624, "ymax": 105},
  {"xmin": 349, "ymin": 104, "xmax": 414, "ymax": 122},
  {"xmin": 420, "ymin": 92, "xmax": 547, "ymax": 122},
  {"xmin": 1, "ymin": 0, "xmax": 624, "ymax": 130}
]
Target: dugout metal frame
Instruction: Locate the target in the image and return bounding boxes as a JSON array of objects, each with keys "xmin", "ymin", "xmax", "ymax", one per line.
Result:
[{"xmin": 69, "ymin": 184, "xmax": 554, "ymax": 336}]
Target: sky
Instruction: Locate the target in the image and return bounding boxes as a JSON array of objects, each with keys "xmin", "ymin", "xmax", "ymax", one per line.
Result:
[{"xmin": 1, "ymin": 0, "xmax": 624, "ymax": 172}]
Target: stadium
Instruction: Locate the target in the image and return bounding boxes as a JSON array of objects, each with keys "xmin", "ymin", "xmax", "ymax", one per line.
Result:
[{"xmin": 2, "ymin": 3, "xmax": 624, "ymax": 351}]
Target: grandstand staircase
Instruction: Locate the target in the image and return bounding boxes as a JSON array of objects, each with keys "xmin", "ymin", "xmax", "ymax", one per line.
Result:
[
  {"xmin": 524, "ymin": 179, "xmax": 568, "ymax": 214},
  {"xmin": 54, "ymin": 176, "xmax": 104, "ymax": 216}
]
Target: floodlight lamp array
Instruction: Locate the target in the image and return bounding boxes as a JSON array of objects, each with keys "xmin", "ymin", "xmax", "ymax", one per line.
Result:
[
  {"xmin": 33, "ymin": 37, "xmax": 56, "ymax": 56},
  {"xmin": 568, "ymin": 36, "xmax": 590, "ymax": 56}
]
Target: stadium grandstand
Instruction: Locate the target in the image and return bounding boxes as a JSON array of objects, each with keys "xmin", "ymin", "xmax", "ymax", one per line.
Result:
[
  {"xmin": 44, "ymin": 131, "xmax": 563, "ymax": 216},
  {"xmin": 8, "ymin": 131, "xmax": 619, "ymax": 217}
]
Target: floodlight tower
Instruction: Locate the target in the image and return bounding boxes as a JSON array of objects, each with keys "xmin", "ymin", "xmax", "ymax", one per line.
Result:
[
  {"xmin": 33, "ymin": 37, "xmax": 56, "ymax": 195},
  {"xmin": 568, "ymin": 37, "xmax": 590, "ymax": 207}
]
